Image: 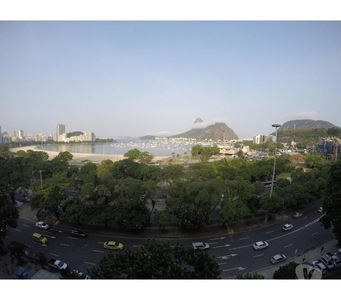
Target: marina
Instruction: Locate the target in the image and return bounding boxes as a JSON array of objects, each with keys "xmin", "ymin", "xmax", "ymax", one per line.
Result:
[{"xmin": 35, "ymin": 138, "xmax": 217, "ymax": 157}]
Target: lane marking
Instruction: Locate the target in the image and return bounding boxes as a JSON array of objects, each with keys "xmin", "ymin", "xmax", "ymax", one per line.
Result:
[
  {"xmin": 67, "ymin": 236, "xmax": 77, "ymax": 240},
  {"xmin": 239, "ymin": 237, "xmax": 249, "ymax": 240},
  {"xmin": 212, "ymin": 244, "xmax": 231, "ymax": 249},
  {"xmin": 209, "ymin": 237, "xmax": 226, "ymax": 241},
  {"xmin": 253, "ymin": 254, "xmax": 264, "ymax": 258},
  {"xmin": 50, "ymin": 253, "xmax": 59, "ymax": 257},
  {"xmin": 92, "ymin": 250, "xmax": 104, "ymax": 253},
  {"xmin": 284, "ymin": 243, "xmax": 293, "ymax": 248},
  {"xmin": 266, "ymin": 230, "xmax": 274, "ymax": 234},
  {"xmin": 23, "ymin": 224, "xmax": 29, "ymax": 227},
  {"xmin": 311, "ymin": 232, "xmax": 318, "ymax": 236},
  {"xmin": 85, "ymin": 262, "xmax": 97, "ymax": 266},
  {"xmin": 15, "ymin": 229, "xmax": 20, "ymax": 232},
  {"xmin": 223, "ymin": 267, "xmax": 246, "ymax": 272},
  {"xmin": 60, "ymin": 243, "xmax": 69, "ymax": 247}
]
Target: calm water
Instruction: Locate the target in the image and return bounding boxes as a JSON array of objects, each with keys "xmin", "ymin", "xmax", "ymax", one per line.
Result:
[{"xmin": 36, "ymin": 140, "xmax": 197, "ymax": 157}]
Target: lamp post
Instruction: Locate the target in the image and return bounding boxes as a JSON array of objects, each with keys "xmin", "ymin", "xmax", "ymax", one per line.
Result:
[{"xmin": 269, "ymin": 124, "xmax": 281, "ymax": 199}]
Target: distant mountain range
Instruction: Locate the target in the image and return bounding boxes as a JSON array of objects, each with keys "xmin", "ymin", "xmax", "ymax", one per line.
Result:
[
  {"xmin": 278, "ymin": 119, "xmax": 339, "ymax": 132},
  {"xmin": 139, "ymin": 118, "xmax": 339, "ymax": 142}
]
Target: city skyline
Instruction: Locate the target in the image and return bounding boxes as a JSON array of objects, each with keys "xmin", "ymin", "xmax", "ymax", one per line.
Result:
[{"xmin": 1, "ymin": 21, "xmax": 341, "ymax": 139}]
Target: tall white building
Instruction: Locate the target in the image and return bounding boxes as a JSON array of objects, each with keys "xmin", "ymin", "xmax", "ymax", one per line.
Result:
[
  {"xmin": 55, "ymin": 124, "xmax": 66, "ymax": 142},
  {"xmin": 253, "ymin": 134, "xmax": 266, "ymax": 144}
]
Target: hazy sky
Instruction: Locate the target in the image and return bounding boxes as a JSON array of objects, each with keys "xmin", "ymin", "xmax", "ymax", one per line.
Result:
[{"xmin": 1, "ymin": 21, "xmax": 341, "ymax": 139}]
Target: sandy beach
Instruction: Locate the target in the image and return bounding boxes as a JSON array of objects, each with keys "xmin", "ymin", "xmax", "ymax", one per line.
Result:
[{"xmin": 10, "ymin": 146, "xmax": 169, "ymax": 164}]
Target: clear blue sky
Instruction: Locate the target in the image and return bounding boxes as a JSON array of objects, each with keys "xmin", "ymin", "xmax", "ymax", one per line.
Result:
[{"xmin": 1, "ymin": 21, "xmax": 341, "ymax": 139}]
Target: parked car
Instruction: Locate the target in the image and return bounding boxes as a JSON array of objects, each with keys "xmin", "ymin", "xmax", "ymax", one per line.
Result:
[
  {"xmin": 334, "ymin": 249, "xmax": 341, "ymax": 261},
  {"xmin": 319, "ymin": 255, "xmax": 335, "ymax": 270},
  {"xmin": 253, "ymin": 241, "xmax": 269, "ymax": 250},
  {"xmin": 71, "ymin": 229, "xmax": 88, "ymax": 238},
  {"xmin": 312, "ymin": 261, "xmax": 327, "ymax": 274},
  {"xmin": 282, "ymin": 224, "xmax": 293, "ymax": 231},
  {"xmin": 48, "ymin": 258, "xmax": 68, "ymax": 270},
  {"xmin": 103, "ymin": 241, "xmax": 124, "ymax": 250},
  {"xmin": 293, "ymin": 212, "xmax": 302, "ymax": 219},
  {"xmin": 326, "ymin": 252, "xmax": 341, "ymax": 267},
  {"xmin": 32, "ymin": 233, "xmax": 48, "ymax": 244},
  {"xmin": 318, "ymin": 207, "xmax": 323, "ymax": 213},
  {"xmin": 192, "ymin": 242, "xmax": 210, "ymax": 250},
  {"xmin": 35, "ymin": 221, "xmax": 50, "ymax": 230},
  {"xmin": 270, "ymin": 254, "xmax": 287, "ymax": 264}
]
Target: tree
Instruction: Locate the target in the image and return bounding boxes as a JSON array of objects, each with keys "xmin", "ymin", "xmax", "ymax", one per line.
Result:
[
  {"xmin": 124, "ymin": 149, "xmax": 142, "ymax": 160},
  {"xmin": 191, "ymin": 144, "xmax": 220, "ymax": 162},
  {"xmin": 305, "ymin": 153, "xmax": 325, "ymax": 169},
  {"xmin": 30, "ymin": 183, "xmax": 67, "ymax": 221},
  {"xmin": 0, "ymin": 190, "xmax": 19, "ymax": 249},
  {"xmin": 321, "ymin": 161, "xmax": 341, "ymax": 245},
  {"xmin": 166, "ymin": 181, "xmax": 215, "ymax": 230},
  {"xmin": 260, "ymin": 192, "xmax": 284, "ymax": 222},
  {"xmin": 0, "ymin": 156, "xmax": 32, "ymax": 203},
  {"xmin": 273, "ymin": 262, "xmax": 298, "ymax": 279},
  {"xmin": 217, "ymin": 198, "xmax": 250, "ymax": 226},
  {"xmin": 88, "ymin": 239, "xmax": 221, "ymax": 279},
  {"xmin": 153, "ymin": 209, "xmax": 170, "ymax": 231}
]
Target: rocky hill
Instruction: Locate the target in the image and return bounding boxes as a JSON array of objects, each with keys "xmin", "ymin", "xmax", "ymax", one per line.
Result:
[
  {"xmin": 278, "ymin": 119, "xmax": 338, "ymax": 132},
  {"xmin": 170, "ymin": 122, "xmax": 238, "ymax": 141}
]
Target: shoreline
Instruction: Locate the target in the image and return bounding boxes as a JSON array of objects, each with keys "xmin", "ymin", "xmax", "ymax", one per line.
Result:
[{"xmin": 10, "ymin": 146, "xmax": 169, "ymax": 164}]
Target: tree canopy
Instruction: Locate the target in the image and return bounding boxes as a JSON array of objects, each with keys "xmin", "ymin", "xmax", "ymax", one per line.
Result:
[{"xmin": 88, "ymin": 239, "xmax": 221, "ymax": 279}]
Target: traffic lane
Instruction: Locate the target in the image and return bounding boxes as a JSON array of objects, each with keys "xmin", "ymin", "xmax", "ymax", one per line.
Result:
[
  {"xmin": 218, "ymin": 223, "xmax": 334, "ymax": 278},
  {"xmin": 224, "ymin": 213, "xmax": 324, "ymax": 250}
]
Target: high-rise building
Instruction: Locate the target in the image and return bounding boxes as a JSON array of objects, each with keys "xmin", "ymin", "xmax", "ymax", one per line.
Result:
[
  {"xmin": 253, "ymin": 134, "xmax": 266, "ymax": 144},
  {"xmin": 55, "ymin": 124, "xmax": 66, "ymax": 142}
]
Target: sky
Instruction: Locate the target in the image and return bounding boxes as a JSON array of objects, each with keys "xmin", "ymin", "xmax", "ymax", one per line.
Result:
[{"xmin": 1, "ymin": 4, "xmax": 341, "ymax": 140}]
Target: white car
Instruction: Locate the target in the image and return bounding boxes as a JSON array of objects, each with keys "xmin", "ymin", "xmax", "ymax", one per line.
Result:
[
  {"xmin": 192, "ymin": 242, "xmax": 210, "ymax": 250},
  {"xmin": 35, "ymin": 221, "xmax": 50, "ymax": 230},
  {"xmin": 312, "ymin": 261, "xmax": 327, "ymax": 274},
  {"xmin": 270, "ymin": 254, "xmax": 287, "ymax": 264},
  {"xmin": 282, "ymin": 224, "xmax": 293, "ymax": 231},
  {"xmin": 253, "ymin": 241, "xmax": 269, "ymax": 250}
]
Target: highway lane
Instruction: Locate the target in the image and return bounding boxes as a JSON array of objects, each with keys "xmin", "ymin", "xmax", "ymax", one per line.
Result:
[
  {"xmin": 213, "ymin": 217, "xmax": 334, "ymax": 278},
  {"xmin": 2, "ymin": 203, "xmax": 334, "ymax": 279}
]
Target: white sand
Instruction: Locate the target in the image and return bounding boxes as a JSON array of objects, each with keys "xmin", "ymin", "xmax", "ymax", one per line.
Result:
[{"xmin": 10, "ymin": 146, "xmax": 168, "ymax": 163}]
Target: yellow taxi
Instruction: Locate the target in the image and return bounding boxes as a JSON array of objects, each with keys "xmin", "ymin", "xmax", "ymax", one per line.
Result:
[
  {"xmin": 32, "ymin": 232, "xmax": 48, "ymax": 244},
  {"xmin": 103, "ymin": 241, "xmax": 124, "ymax": 250}
]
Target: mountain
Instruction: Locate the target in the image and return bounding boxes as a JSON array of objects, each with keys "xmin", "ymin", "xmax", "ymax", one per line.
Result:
[
  {"xmin": 170, "ymin": 122, "xmax": 238, "ymax": 141},
  {"xmin": 278, "ymin": 119, "xmax": 338, "ymax": 132}
]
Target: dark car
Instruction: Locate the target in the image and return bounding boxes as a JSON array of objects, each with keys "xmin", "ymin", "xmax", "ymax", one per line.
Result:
[{"xmin": 71, "ymin": 229, "xmax": 88, "ymax": 238}]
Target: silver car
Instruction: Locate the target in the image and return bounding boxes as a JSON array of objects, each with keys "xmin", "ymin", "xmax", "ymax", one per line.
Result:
[
  {"xmin": 35, "ymin": 221, "xmax": 50, "ymax": 230},
  {"xmin": 270, "ymin": 254, "xmax": 287, "ymax": 264},
  {"xmin": 253, "ymin": 241, "xmax": 269, "ymax": 250},
  {"xmin": 192, "ymin": 242, "xmax": 210, "ymax": 250}
]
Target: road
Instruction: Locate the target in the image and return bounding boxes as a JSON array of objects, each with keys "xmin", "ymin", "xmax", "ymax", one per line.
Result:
[{"xmin": 2, "ymin": 203, "xmax": 333, "ymax": 278}]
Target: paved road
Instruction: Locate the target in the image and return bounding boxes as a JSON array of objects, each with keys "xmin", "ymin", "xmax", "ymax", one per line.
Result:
[{"xmin": 4, "ymin": 200, "xmax": 338, "ymax": 279}]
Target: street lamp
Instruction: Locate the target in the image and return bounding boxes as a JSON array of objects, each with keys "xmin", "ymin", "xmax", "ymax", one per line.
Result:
[{"xmin": 269, "ymin": 124, "xmax": 281, "ymax": 199}]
